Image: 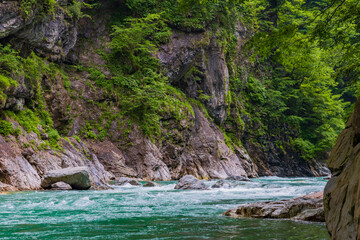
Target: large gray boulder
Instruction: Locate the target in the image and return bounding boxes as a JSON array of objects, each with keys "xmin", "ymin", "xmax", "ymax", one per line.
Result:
[
  {"xmin": 174, "ymin": 175, "xmax": 209, "ymax": 190},
  {"xmin": 224, "ymin": 192, "xmax": 324, "ymax": 222},
  {"xmin": 41, "ymin": 167, "xmax": 91, "ymax": 190}
]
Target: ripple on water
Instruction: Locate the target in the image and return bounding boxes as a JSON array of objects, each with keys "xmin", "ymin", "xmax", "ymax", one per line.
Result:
[{"xmin": 0, "ymin": 177, "xmax": 329, "ymax": 239}]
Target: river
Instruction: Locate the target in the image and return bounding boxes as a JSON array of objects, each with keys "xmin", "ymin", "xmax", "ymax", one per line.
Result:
[{"xmin": 0, "ymin": 177, "xmax": 329, "ymax": 239}]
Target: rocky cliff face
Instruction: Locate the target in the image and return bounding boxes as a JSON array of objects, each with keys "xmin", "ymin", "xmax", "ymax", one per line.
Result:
[
  {"xmin": 0, "ymin": 1, "xmax": 327, "ymax": 190},
  {"xmin": 324, "ymin": 97, "xmax": 360, "ymax": 239}
]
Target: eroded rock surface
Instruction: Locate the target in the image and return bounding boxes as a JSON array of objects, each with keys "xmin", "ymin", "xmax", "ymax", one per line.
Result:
[
  {"xmin": 0, "ymin": 133, "xmax": 111, "ymax": 190},
  {"xmin": 324, "ymin": 97, "xmax": 360, "ymax": 239},
  {"xmin": 41, "ymin": 167, "xmax": 91, "ymax": 190},
  {"xmin": 224, "ymin": 192, "xmax": 324, "ymax": 222}
]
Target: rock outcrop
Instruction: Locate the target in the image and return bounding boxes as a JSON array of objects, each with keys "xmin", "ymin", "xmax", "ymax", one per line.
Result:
[
  {"xmin": 41, "ymin": 167, "xmax": 91, "ymax": 190},
  {"xmin": 0, "ymin": 132, "xmax": 111, "ymax": 190},
  {"xmin": 0, "ymin": 1, "xmax": 78, "ymax": 61},
  {"xmin": 224, "ymin": 192, "xmax": 324, "ymax": 222},
  {"xmin": 324, "ymin": 97, "xmax": 360, "ymax": 239},
  {"xmin": 174, "ymin": 175, "xmax": 209, "ymax": 190}
]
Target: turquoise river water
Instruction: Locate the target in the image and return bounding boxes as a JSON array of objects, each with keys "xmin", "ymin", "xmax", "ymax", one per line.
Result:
[{"xmin": 0, "ymin": 177, "xmax": 329, "ymax": 239}]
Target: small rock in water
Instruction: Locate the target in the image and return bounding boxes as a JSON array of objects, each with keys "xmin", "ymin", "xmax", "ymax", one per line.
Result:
[
  {"xmin": 211, "ymin": 180, "xmax": 237, "ymax": 189},
  {"xmin": 50, "ymin": 182, "xmax": 72, "ymax": 190},
  {"xmin": 174, "ymin": 175, "xmax": 209, "ymax": 190},
  {"xmin": 225, "ymin": 176, "xmax": 251, "ymax": 182},
  {"xmin": 116, "ymin": 177, "xmax": 142, "ymax": 186},
  {"xmin": 143, "ymin": 181, "xmax": 159, "ymax": 187}
]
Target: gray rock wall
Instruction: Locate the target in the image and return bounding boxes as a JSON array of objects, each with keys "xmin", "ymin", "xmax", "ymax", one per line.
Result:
[{"xmin": 324, "ymin": 97, "xmax": 360, "ymax": 239}]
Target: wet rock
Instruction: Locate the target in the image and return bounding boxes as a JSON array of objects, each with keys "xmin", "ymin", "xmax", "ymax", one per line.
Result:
[
  {"xmin": 50, "ymin": 181, "xmax": 72, "ymax": 190},
  {"xmin": 324, "ymin": 97, "xmax": 360, "ymax": 239},
  {"xmin": 41, "ymin": 167, "xmax": 91, "ymax": 190},
  {"xmin": 116, "ymin": 177, "xmax": 142, "ymax": 186},
  {"xmin": 211, "ymin": 180, "xmax": 237, "ymax": 189},
  {"xmin": 143, "ymin": 181, "xmax": 159, "ymax": 187},
  {"xmin": 174, "ymin": 175, "xmax": 209, "ymax": 190},
  {"xmin": 225, "ymin": 176, "xmax": 251, "ymax": 181},
  {"xmin": 224, "ymin": 192, "xmax": 324, "ymax": 222}
]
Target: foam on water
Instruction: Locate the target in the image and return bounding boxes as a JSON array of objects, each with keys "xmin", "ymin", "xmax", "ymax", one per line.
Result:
[{"xmin": 0, "ymin": 177, "xmax": 329, "ymax": 239}]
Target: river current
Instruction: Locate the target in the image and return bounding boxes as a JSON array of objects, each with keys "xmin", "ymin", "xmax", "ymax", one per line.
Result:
[{"xmin": 0, "ymin": 177, "xmax": 329, "ymax": 239}]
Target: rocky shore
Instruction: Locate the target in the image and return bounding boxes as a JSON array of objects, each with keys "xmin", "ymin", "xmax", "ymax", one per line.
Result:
[{"xmin": 224, "ymin": 192, "xmax": 324, "ymax": 222}]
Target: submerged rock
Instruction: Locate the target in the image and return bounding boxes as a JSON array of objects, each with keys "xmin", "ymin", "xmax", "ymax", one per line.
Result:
[
  {"xmin": 174, "ymin": 175, "xmax": 209, "ymax": 190},
  {"xmin": 211, "ymin": 180, "xmax": 238, "ymax": 189},
  {"xmin": 224, "ymin": 192, "xmax": 324, "ymax": 222},
  {"xmin": 143, "ymin": 181, "xmax": 159, "ymax": 187},
  {"xmin": 116, "ymin": 177, "xmax": 142, "ymax": 186},
  {"xmin": 50, "ymin": 182, "xmax": 72, "ymax": 190},
  {"xmin": 41, "ymin": 167, "xmax": 91, "ymax": 190},
  {"xmin": 225, "ymin": 176, "xmax": 251, "ymax": 181}
]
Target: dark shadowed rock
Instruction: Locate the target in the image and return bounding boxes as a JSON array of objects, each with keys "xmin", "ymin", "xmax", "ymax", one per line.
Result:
[
  {"xmin": 116, "ymin": 177, "xmax": 142, "ymax": 186},
  {"xmin": 41, "ymin": 167, "xmax": 91, "ymax": 190},
  {"xmin": 174, "ymin": 175, "xmax": 209, "ymax": 190},
  {"xmin": 50, "ymin": 182, "xmax": 72, "ymax": 190},
  {"xmin": 143, "ymin": 181, "xmax": 160, "ymax": 187},
  {"xmin": 225, "ymin": 176, "xmax": 251, "ymax": 181},
  {"xmin": 224, "ymin": 192, "xmax": 324, "ymax": 222}
]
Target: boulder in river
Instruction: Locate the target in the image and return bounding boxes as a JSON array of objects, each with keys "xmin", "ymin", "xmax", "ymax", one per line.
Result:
[
  {"xmin": 50, "ymin": 182, "xmax": 72, "ymax": 190},
  {"xmin": 224, "ymin": 192, "xmax": 324, "ymax": 222},
  {"xmin": 41, "ymin": 167, "xmax": 91, "ymax": 190},
  {"xmin": 174, "ymin": 175, "xmax": 209, "ymax": 190},
  {"xmin": 143, "ymin": 181, "xmax": 159, "ymax": 187},
  {"xmin": 116, "ymin": 177, "xmax": 142, "ymax": 186}
]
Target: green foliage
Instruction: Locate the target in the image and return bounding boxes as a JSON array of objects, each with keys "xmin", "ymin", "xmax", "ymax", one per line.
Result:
[
  {"xmin": 20, "ymin": 0, "xmax": 57, "ymax": 17},
  {"xmin": 0, "ymin": 43, "xmax": 69, "ymax": 149},
  {"xmin": 47, "ymin": 129, "xmax": 60, "ymax": 147},
  {"xmin": 67, "ymin": 0, "xmax": 93, "ymax": 20},
  {"xmin": 0, "ymin": 120, "xmax": 14, "ymax": 136},
  {"xmin": 92, "ymin": 13, "xmax": 195, "ymax": 137},
  {"xmin": 123, "ymin": 0, "xmax": 240, "ymax": 31}
]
